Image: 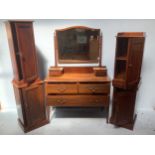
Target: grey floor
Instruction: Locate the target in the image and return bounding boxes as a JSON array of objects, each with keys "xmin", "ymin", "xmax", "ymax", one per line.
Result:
[{"xmin": 0, "ymin": 107, "xmax": 155, "ymax": 135}]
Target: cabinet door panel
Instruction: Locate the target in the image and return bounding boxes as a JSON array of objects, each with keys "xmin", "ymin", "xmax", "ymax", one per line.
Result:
[
  {"xmin": 127, "ymin": 38, "xmax": 145, "ymax": 85},
  {"xmin": 114, "ymin": 88, "xmax": 136, "ymax": 126},
  {"xmin": 15, "ymin": 23, "xmax": 38, "ymax": 82},
  {"xmin": 22, "ymin": 84, "xmax": 46, "ymax": 126}
]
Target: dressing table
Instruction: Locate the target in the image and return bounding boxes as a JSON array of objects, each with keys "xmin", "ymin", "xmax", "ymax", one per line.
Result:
[{"xmin": 45, "ymin": 26, "xmax": 111, "ymax": 122}]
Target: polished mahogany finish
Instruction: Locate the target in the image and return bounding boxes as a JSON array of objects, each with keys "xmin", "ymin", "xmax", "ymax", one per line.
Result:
[
  {"xmin": 110, "ymin": 32, "xmax": 145, "ymax": 130},
  {"xmin": 5, "ymin": 21, "xmax": 48, "ymax": 132}
]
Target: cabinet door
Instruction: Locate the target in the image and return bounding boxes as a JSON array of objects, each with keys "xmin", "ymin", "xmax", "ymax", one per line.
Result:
[
  {"xmin": 114, "ymin": 88, "xmax": 136, "ymax": 126},
  {"xmin": 127, "ymin": 38, "xmax": 145, "ymax": 86},
  {"xmin": 22, "ymin": 84, "xmax": 46, "ymax": 126},
  {"xmin": 15, "ymin": 22, "xmax": 38, "ymax": 82}
]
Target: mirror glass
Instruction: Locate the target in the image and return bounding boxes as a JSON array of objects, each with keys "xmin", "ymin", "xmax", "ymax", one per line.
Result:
[{"xmin": 56, "ymin": 27, "xmax": 100, "ymax": 63}]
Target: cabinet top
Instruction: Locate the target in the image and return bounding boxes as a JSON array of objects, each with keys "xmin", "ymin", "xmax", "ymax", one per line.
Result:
[
  {"xmin": 6, "ymin": 20, "xmax": 33, "ymax": 23},
  {"xmin": 45, "ymin": 67, "xmax": 110, "ymax": 83},
  {"xmin": 117, "ymin": 32, "xmax": 145, "ymax": 38},
  {"xmin": 45, "ymin": 73, "xmax": 111, "ymax": 83}
]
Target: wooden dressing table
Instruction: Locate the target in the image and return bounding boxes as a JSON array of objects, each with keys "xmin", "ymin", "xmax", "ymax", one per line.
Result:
[{"xmin": 45, "ymin": 26, "xmax": 111, "ymax": 122}]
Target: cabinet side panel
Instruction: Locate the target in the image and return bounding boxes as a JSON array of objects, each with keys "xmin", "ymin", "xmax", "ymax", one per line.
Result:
[
  {"xmin": 13, "ymin": 85, "xmax": 26, "ymax": 125},
  {"xmin": 5, "ymin": 22, "xmax": 21, "ymax": 80}
]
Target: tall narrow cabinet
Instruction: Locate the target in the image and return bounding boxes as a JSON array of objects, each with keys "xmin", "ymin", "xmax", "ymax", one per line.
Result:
[
  {"xmin": 110, "ymin": 32, "xmax": 145, "ymax": 130},
  {"xmin": 5, "ymin": 21, "xmax": 48, "ymax": 132}
]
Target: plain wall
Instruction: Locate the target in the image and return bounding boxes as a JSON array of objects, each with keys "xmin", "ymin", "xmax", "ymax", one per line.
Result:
[{"xmin": 0, "ymin": 19, "xmax": 155, "ymax": 113}]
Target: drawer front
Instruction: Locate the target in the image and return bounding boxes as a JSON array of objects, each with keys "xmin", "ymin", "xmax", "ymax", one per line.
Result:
[
  {"xmin": 46, "ymin": 83, "xmax": 77, "ymax": 94},
  {"xmin": 79, "ymin": 83, "xmax": 110, "ymax": 94},
  {"xmin": 47, "ymin": 95, "xmax": 109, "ymax": 107}
]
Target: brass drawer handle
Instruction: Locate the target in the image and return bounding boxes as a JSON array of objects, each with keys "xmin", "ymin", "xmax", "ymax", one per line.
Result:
[
  {"xmin": 88, "ymin": 87, "xmax": 97, "ymax": 93},
  {"xmin": 95, "ymin": 99, "xmax": 100, "ymax": 103},
  {"xmin": 56, "ymin": 99, "xmax": 66, "ymax": 104},
  {"xmin": 57, "ymin": 87, "xmax": 67, "ymax": 92}
]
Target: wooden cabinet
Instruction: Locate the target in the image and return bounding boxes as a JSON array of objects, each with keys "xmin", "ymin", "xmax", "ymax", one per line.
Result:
[
  {"xmin": 110, "ymin": 32, "xmax": 145, "ymax": 130},
  {"xmin": 5, "ymin": 21, "xmax": 48, "ymax": 132},
  {"xmin": 45, "ymin": 67, "xmax": 111, "ymax": 122}
]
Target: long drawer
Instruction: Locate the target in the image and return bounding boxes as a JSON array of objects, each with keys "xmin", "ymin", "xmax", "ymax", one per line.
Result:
[
  {"xmin": 47, "ymin": 95, "xmax": 109, "ymax": 107},
  {"xmin": 46, "ymin": 83, "xmax": 77, "ymax": 94},
  {"xmin": 79, "ymin": 83, "xmax": 110, "ymax": 94}
]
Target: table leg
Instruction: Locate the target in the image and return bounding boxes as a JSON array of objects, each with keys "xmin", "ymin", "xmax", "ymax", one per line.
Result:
[{"xmin": 106, "ymin": 106, "xmax": 109, "ymax": 123}]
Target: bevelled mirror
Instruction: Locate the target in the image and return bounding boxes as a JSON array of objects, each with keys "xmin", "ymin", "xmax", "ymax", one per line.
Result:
[{"xmin": 54, "ymin": 26, "xmax": 102, "ymax": 65}]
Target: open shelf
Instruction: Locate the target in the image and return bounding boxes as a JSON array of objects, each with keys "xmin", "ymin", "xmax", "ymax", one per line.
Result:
[
  {"xmin": 115, "ymin": 72, "xmax": 126, "ymax": 80},
  {"xmin": 116, "ymin": 38, "xmax": 129, "ymax": 58},
  {"xmin": 114, "ymin": 37, "xmax": 128, "ymax": 81},
  {"xmin": 115, "ymin": 61, "xmax": 126, "ymax": 80}
]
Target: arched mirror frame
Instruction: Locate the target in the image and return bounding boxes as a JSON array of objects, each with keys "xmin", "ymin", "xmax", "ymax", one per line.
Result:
[{"xmin": 54, "ymin": 26, "xmax": 102, "ymax": 66}]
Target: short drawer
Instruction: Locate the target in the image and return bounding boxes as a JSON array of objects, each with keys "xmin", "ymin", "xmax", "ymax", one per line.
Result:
[
  {"xmin": 79, "ymin": 83, "xmax": 110, "ymax": 94},
  {"xmin": 46, "ymin": 95, "xmax": 109, "ymax": 107},
  {"xmin": 46, "ymin": 83, "xmax": 77, "ymax": 94}
]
